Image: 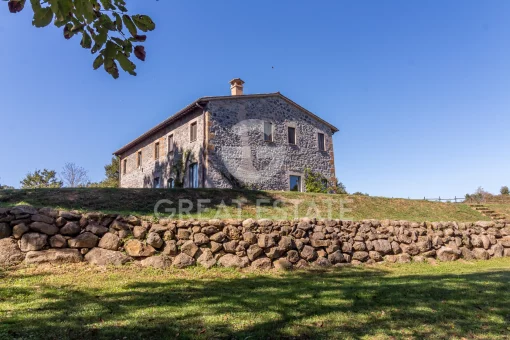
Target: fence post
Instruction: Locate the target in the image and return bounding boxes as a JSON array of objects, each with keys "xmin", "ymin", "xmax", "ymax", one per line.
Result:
[
  {"xmin": 439, "ymin": 196, "xmax": 441, "ymax": 202},
  {"xmin": 455, "ymin": 196, "xmax": 457, "ymax": 203}
]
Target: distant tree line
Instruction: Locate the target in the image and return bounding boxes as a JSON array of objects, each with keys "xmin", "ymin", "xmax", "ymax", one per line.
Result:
[{"xmin": 0, "ymin": 158, "xmax": 120, "ymax": 189}]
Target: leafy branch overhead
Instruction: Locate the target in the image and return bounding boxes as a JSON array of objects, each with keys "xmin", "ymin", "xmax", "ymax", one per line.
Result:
[{"xmin": 7, "ymin": 0, "xmax": 155, "ymax": 79}]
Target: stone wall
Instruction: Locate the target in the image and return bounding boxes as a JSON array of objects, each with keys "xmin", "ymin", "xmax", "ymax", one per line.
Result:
[
  {"xmin": 119, "ymin": 107, "xmax": 205, "ymax": 189},
  {"xmin": 1, "ymin": 205, "xmax": 509, "ymax": 269},
  {"xmin": 206, "ymin": 96, "xmax": 336, "ymax": 190}
]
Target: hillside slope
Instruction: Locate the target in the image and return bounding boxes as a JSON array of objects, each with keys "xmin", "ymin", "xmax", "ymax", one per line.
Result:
[{"xmin": 0, "ymin": 188, "xmax": 489, "ymax": 222}]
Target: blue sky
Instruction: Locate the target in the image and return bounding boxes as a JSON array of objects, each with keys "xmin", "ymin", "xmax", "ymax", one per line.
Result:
[{"xmin": 1, "ymin": 0, "xmax": 509, "ymax": 198}]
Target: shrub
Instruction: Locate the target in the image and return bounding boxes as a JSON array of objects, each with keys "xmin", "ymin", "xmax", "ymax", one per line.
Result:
[
  {"xmin": 304, "ymin": 168, "xmax": 328, "ymax": 193},
  {"xmin": 501, "ymin": 186, "xmax": 509, "ymax": 195}
]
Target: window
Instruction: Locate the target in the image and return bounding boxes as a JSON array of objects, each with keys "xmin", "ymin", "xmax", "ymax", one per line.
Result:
[
  {"xmin": 137, "ymin": 151, "xmax": 142, "ymax": 168},
  {"xmin": 290, "ymin": 175, "xmax": 302, "ymax": 192},
  {"xmin": 153, "ymin": 177, "xmax": 161, "ymax": 188},
  {"xmin": 189, "ymin": 163, "xmax": 198, "ymax": 188},
  {"xmin": 167, "ymin": 178, "xmax": 174, "ymax": 189},
  {"xmin": 318, "ymin": 133, "xmax": 325, "ymax": 151},
  {"xmin": 190, "ymin": 122, "xmax": 197, "ymax": 142},
  {"xmin": 168, "ymin": 134, "xmax": 174, "ymax": 153},
  {"xmin": 264, "ymin": 121, "xmax": 273, "ymax": 142},
  {"xmin": 154, "ymin": 142, "xmax": 160, "ymax": 159},
  {"xmin": 123, "ymin": 159, "xmax": 127, "ymax": 175},
  {"xmin": 288, "ymin": 126, "xmax": 296, "ymax": 145}
]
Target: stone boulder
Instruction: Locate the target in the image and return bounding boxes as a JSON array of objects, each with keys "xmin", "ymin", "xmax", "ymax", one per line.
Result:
[
  {"xmin": 31, "ymin": 214, "xmax": 55, "ymax": 224},
  {"xmin": 274, "ymin": 258, "xmax": 293, "ymax": 271},
  {"xmin": 0, "ymin": 223, "xmax": 12, "ymax": 239},
  {"xmin": 314, "ymin": 257, "xmax": 332, "ymax": 267},
  {"xmin": 12, "ymin": 223, "xmax": 29, "ymax": 239},
  {"xmin": 20, "ymin": 232, "xmax": 48, "ymax": 251},
  {"xmin": 85, "ymin": 224, "xmax": 109, "ymax": 236},
  {"xmin": 472, "ymin": 248, "xmax": 490, "ymax": 260},
  {"xmin": 437, "ymin": 247, "xmax": 460, "ymax": 262},
  {"xmin": 0, "ymin": 238, "xmax": 25, "ymax": 265},
  {"xmin": 49, "ymin": 234, "xmax": 67, "ymax": 248},
  {"xmin": 30, "ymin": 222, "xmax": 59, "ymax": 236},
  {"xmin": 197, "ymin": 249, "xmax": 216, "ymax": 269},
  {"xmin": 133, "ymin": 226, "xmax": 148, "ymax": 239},
  {"xmin": 173, "ymin": 253, "xmax": 195, "ymax": 268},
  {"xmin": 84, "ymin": 248, "xmax": 131, "ymax": 266},
  {"xmin": 59, "ymin": 211, "xmax": 81, "ymax": 220},
  {"xmin": 193, "ymin": 233, "xmax": 209, "ymax": 246},
  {"xmin": 251, "ymin": 257, "xmax": 272, "ymax": 270},
  {"xmin": 247, "ymin": 244, "xmax": 263, "ymax": 261},
  {"xmin": 98, "ymin": 233, "xmax": 121, "ymax": 251},
  {"xmin": 60, "ymin": 222, "xmax": 81, "ymax": 236},
  {"xmin": 25, "ymin": 249, "xmax": 82, "ymax": 265},
  {"xmin": 181, "ymin": 240, "xmax": 199, "ymax": 257},
  {"xmin": 352, "ymin": 251, "xmax": 369, "ymax": 262},
  {"xmin": 146, "ymin": 232, "xmax": 164, "ymax": 249},
  {"xmin": 68, "ymin": 232, "xmax": 99, "ymax": 249},
  {"xmin": 300, "ymin": 245, "xmax": 318, "ymax": 261},
  {"xmin": 10, "ymin": 205, "xmax": 38, "ymax": 215},
  {"xmin": 124, "ymin": 240, "xmax": 156, "ymax": 257},
  {"xmin": 218, "ymin": 254, "xmax": 249, "ymax": 268},
  {"xmin": 140, "ymin": 256, "xmax": 172, "ymax": 269}
]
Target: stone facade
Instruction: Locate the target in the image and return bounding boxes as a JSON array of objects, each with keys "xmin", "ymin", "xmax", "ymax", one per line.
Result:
[
  {"xmin": 115, "ymin": 90, "xmax": 337, "ymax": 191},
  {"xmin": 1, "ymin": 206, "xmax": 510, "ymax": 269}
]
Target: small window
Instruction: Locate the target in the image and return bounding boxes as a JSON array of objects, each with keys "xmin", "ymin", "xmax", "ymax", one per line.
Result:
[
  {"xmin": 154, "ymin": 142, "xmax": 160, "ymax": 159},
  {"xmin": 167, "ymin": 178, "xmax": 174, "ymax": 189},
  {"xmin": 168, "ymin": 134, "xmax": 174, "ymax": 153},
  {"xmin": 288, "ymin": 127, "xmax": 296, "ymax": 145},
  {"xmin": 190, "ymin": 122, "xmax": 197, "ymax": 142},
  {"xmin": 137, "ymin": 151, "xmax": 142, "ymax": 168},
  {"xmin": 264, "ymin": 122, "xmax": 273, "ymax": 142},
  {"xmin": 189, "ymin": 163, "xmax": 198, "ymax": 188},
  {"xmin": 123, "ymin": 159, "xmax": 127, "ymax": 175},
  {"xmin": 290, "ymin": 175, "xmax": 302, "ymax": 192},
  {"xmin": 318, "ymin": 133, "xmax": 325, "ymax": 151},
  {"xmin": 153, "ymin": 177, "xmax": 160, "ymax": 188}
]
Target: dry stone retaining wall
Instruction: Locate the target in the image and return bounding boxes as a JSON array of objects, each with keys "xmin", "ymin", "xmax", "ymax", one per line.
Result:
[{"xmin": 1, "ymin": 206, "xmax": 510, "ymax": 269}]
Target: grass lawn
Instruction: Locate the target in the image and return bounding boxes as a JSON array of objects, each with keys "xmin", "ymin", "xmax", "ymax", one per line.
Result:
[
  {"xmin": 1, "ymin": 259, "xmax": 510, "ymax": 339},
  {"xmin": 486, "ymin": 204, "xmax": 510, "ymax": 218},
  {"xmin": 0, "ymin": 188, "xmax": 489, "ymax": 222}
]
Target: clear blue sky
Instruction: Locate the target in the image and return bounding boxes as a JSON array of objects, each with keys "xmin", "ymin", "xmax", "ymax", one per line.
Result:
[{"xmin": 1, "ymin": 0, "xmax": 509, "ymax": 198}]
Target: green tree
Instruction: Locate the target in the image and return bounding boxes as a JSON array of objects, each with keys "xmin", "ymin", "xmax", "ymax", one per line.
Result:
[
  {"xmin": 20, "ymin": 169, "xmax": 63, "ymax": 189},
  {"xmin": 6, "ymin": 0, "xmax": 155, "ymax": 79},
  {"xmin": 88, "ymin": 157, "xmax": 119, "ymax": 187},
  {"xmin": 304, "ymin": 168, "xmax": 329, "ymax": 193},
  {"xmin": 501, "ymin": 186, "xmax": 509, "ymax": 195},
  {"xmin": 0, "ymin": 177, "xmax": 15, "ymax": 190}
]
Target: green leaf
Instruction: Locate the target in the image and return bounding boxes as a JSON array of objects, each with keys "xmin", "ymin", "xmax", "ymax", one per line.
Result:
[
  {"xmin": 113, "ymin": 12, "xmax": 123, "ymax": 31},
  {"xmin": 91, "ymin": 43, "xmax": 101, "ymax": 54},
  {"xmin": 93, "ymin": 55, "xmax": 104, "ymax": 70},
  {"xmin": 32, "ymin": 7, "xmax": 53, "ymax": 28},
  {"xmin": 92, "ymin": 28, "xmax": 107, "ymax": 47},
  {"xmin": 132, "ymin": 15, "xmax": 156, "ymax": 32},
  {"xmin": 116, "ymin": 52, "xmax": 136, "ymax": 76},
  {"xmin": 123, "ymin": 39, "xmax": 133, "ymax": 54},
  {"xmin": 122, "ymin": 15, "xmax": 137, "ymax": 37},
  {"xmin": 82, "ymin": 0, "xmax": 95, "ymax": 22},
  {"xmin": 81, "ymin": 31, "xmax": 92, "ymax": 49},
  {"xmin": 104, "ymin": 41, "xmax": 118, "ymax": 60},
  {"xmin": 111, "ymin": 37, "xmax": 124, "ymax": 46}
]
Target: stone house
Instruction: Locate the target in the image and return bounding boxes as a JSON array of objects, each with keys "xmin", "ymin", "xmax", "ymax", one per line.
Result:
[{"xmin": 113, "ymin": 79, "xmax": 339, "ymax": 191}]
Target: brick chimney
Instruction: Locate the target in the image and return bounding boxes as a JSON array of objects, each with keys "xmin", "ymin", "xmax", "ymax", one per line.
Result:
[{"xmin": 229, "ymin": 78, "xmax": 245, "ymax": 96}]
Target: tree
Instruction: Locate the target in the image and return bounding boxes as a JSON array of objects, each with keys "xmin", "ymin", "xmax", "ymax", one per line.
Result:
[
  {"xmin": 333, "ymin": 180, "xmax": 348, "ymax": 194},
  {"xmin": 61, "ymin": 163, "xmax": 90, "ymax": 187},
  {"xmin": 501, "ymin": 186, "xmax": 510, "ymax": 195},
  {"xmin": 20, "ymin": 169, "xmax": 63, "ymax": 189},
  {"xmin": 6, "ymin": 0, "xmax": 155, "ymax": 79},
  {"xmin": 0, "ymin": 177, "xmax": 15, "ymax": 190}
]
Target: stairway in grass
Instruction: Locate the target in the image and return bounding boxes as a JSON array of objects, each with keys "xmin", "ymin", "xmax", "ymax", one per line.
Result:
[{"xmin": 469, "ymin": 204, "xmax": 508, "ymax": 221}]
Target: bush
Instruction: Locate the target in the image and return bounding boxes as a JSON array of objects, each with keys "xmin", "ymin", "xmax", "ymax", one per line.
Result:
[
  {"xmin": 501, "ymin": 186, "xmax": 509, "ymax": 195},
  {"xmin": 465, "ymin": 186, "xmax": 492, "ymax": 203}
]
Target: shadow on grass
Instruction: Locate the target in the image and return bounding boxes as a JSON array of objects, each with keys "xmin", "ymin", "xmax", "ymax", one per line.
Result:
[
  {"xmin": 0, "ymin": 188, "xmax": 279, "ymax": 217},
  {"xmin": 1, "ymin": 266, "xmax": 509, "ymax": 339}
]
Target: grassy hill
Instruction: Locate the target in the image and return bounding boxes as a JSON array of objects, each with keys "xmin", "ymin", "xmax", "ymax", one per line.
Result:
[{"xmin": 0, "ymin": 188, "xmax": 489, "ymax": 222}]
